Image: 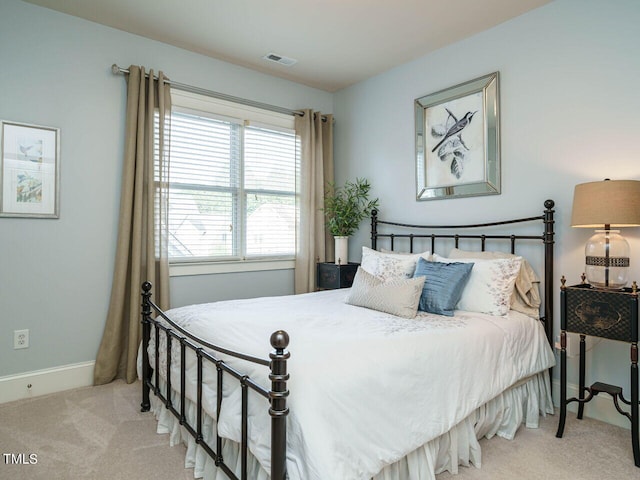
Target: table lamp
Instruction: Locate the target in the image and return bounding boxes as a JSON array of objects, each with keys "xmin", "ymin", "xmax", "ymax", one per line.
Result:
[{"xmin": 571, "ymin": 179, "xmax": 640, "ymax": 289}]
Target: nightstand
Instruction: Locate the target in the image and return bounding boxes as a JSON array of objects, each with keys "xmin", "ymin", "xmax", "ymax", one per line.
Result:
[
  {"xmin": 556, "ymin": 276, "xmax": 640, "ymax": 467},
  {"xmin": 316, "ymin": 262, "xmax": 359, "ymax": 290}
]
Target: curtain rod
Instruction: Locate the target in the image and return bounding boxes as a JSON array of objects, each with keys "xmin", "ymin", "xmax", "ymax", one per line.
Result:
[{"xmin": 111, "ymin": 64, "xmax": 312, "ymax": 118}]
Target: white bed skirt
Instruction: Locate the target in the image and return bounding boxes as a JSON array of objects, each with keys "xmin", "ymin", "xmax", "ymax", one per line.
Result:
[{"xmin": 148, "ymin": 369, "xmax": 553, "ymax": 480}]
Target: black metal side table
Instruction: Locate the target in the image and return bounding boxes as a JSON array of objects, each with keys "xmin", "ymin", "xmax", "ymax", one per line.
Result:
[
  {"xmin": 316, "ymin": 262, "xmax": 359, "ymax": 290},
  {"xmin": 556, "ymin": 276, "xmax": 639, "ymax": 466}
]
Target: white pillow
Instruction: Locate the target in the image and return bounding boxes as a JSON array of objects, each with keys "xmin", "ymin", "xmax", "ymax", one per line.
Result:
[
  {"xmin": 448, "ymin": 248, "xmax": 541, "ymax": 319},
  {"xmin": 380, "ymin": 248, "xmax": 432, "ymax": 259},
  {"xmin": 361, "ymin": 246, "xmax": 431, "ymax": 281},
  {"xmin": 345, "ymin": 267, "xmax": 425, "ymax": 318},
  {"xmin": 433, "ymin": 253, "xmax": 522, "ymax": 316}
]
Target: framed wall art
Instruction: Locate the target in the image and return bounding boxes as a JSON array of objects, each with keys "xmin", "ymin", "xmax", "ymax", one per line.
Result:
[
  {"xmin": 415, "ymin": 72, "xmax": 500, "ymax": 201},
  {"xmin": 1, "ymin": 121, "xmax": 60, "ymax": 218}
]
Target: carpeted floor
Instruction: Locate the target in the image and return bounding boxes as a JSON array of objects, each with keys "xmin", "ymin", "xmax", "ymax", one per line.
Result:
[
  {"xmin": 438, "ymin": 408, "xmax": 640, "ymax": 480},
  {"xmin": 0, "ymin": 380, "xmax": 193, "ymax": 480},
  {"xmin": 0, "ymin": 380, "xmax": 637, "ymax": 479}
]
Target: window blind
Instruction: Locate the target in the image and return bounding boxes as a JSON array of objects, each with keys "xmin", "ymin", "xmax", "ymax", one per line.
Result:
[{"xmin": 162, "ymin": 108, "xmax": 298, "ymax": 262}]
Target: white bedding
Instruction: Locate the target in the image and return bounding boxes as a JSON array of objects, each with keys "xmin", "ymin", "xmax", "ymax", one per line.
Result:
[{"xmin": 143, "ymin": 288, "xmax": 555, "ymax": 480}]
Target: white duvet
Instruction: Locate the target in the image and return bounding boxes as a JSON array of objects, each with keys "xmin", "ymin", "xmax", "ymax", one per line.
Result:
[{"xmin": 147, "ymin": 288, "xmax": 554, "ymax": 480}]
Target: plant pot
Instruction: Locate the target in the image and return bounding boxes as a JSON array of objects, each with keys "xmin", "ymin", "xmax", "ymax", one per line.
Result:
[{"xmin": 334, "ymin": 236, "xmax": 349, "ymax": 265}]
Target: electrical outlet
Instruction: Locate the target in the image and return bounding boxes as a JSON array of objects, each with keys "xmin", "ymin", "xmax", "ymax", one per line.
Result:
[{"xmin": 14, "ymin": 329, "xmax": 29, "ymax": 349}]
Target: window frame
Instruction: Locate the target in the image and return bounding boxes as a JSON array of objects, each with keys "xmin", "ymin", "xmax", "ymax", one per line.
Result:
[{"xmin": 166, "ymin": 90, "xmax": 298, "ymax": 275}]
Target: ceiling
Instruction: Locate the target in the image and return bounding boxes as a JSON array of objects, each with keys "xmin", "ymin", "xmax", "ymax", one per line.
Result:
[{"xmin": 24, "ymin": 0, "xmax": 551, "ymax": 92}]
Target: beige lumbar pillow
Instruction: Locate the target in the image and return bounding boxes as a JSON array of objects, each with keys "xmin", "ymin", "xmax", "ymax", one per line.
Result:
[{"xmin": 345, "ymin": 267, "xmax": 425, "ymax": 318}]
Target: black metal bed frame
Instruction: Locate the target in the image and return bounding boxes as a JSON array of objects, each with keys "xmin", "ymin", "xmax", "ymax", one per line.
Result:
[
  {"xmin": 371, "ymin": 199, "xmax": 556, "ymax": 345},
  {"xmin": 140, "ymin": 284, "xmax": 289, "ymax": 480},
  {"xmin": 140, "ymin": 198, "xmax": 555, "ymax": 480}
]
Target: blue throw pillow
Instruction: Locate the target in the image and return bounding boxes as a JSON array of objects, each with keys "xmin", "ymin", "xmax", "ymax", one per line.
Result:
[{"xmin": 413, "ymin": 258, "xmax": 474, "ymax": 316}]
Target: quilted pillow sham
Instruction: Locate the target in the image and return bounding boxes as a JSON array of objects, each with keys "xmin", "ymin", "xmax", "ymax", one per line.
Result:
[
  {"xmin": 448, "ymin": 248, "xmax": 541, "ymax": 319},
  {"xmin": 361, "ymin": 246, "xmax": 430, "ymax": 281},
  {"xmin": 413, "ymin": 258, "xmax": 474, "ymax": 316},
  {"xmin": 345, "ymin": 267, "xmax": 425, "ymax": 318},
  {"xmin": 433, "ymin": 254, "xmax": 522, "ymax": 316}
]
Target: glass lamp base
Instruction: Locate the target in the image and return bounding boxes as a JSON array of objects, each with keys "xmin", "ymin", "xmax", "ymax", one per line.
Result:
[{"xmin": 584, "ymin": 230, "xmax": 629, "ymax": 289}]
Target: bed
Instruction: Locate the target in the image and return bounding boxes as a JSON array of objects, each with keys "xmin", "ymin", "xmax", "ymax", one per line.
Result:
[{"xmin": 138, "ymin": 199, "xmax": 556, "ymax": 480}]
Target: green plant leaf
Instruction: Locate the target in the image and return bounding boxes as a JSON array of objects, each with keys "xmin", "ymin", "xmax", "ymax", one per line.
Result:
[{"xmin": 322, "ymin": 178, "xmax": 379, "ymax": 236}]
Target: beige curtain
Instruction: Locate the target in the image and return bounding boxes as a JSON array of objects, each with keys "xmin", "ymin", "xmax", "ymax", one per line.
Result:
[
  {"xmin": 94, "ymin": 65, "xmax": 171, "ymax": 385},
  {"xmin": 294, "ymin": 110, "xmax": 334, "ymax": 294}
]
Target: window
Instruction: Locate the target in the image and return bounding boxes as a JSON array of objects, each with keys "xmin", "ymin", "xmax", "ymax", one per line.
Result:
[{"xmin": 162, "ymin": 91, "xmax": 298, "ymax": 268}]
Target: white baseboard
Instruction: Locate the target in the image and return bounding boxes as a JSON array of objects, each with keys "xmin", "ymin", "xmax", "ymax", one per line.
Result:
[
  {"xmin": 552, "ymin": 378, "xmax": 632, "ymax": 430},
  {"xmin": 0, "ymin": 361, "xmax": 95, "ymax": 404}
]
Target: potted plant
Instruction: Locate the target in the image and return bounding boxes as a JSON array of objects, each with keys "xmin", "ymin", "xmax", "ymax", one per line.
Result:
[{"xmin": 324, "ymin": 178, "xmax": 379, "ymax": 264}]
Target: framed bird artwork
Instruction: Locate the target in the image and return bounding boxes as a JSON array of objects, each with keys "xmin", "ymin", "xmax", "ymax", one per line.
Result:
[{"xmin": 415, "ymin": 71, "xmax": 500, "ymax": 201}]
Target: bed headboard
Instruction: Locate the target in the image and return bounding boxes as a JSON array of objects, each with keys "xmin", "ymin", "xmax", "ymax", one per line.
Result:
[{"xmin": 370, "ymin": 199, "xmax": 555, "ymax": 345}]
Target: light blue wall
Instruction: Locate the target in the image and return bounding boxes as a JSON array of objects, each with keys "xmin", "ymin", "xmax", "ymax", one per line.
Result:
[
  {"xmin": 334, "ymin": 0, "xmax": 640, "ymax": 397},
  {"xmin": 3, "ymin": 0, "xmax": 640, "ymax": 404},
  {"xmin": 0, "ymin": 0, "xmax": 332, "ymax": 377}
]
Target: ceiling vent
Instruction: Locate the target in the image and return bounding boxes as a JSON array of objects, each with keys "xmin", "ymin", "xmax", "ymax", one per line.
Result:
[{"xmin": 262, "ymin": 53, "xmax": 297, "ymax": 67}]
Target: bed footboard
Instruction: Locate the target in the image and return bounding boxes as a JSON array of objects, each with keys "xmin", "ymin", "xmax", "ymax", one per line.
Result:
[{"xmin": 140, "ymin": 281, "xmax": 289, "ymax": 480}]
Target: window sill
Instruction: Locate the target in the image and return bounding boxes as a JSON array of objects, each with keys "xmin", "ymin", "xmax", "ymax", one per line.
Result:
[{"xmin": 169, "ymin": 259, "xmax": 295, "ymax": 277}]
